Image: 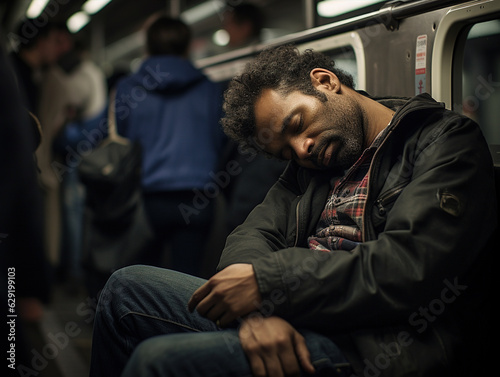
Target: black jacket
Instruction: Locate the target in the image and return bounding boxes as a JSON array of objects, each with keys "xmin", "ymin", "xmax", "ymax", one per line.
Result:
[{"xmin": 218, "ymin": 93, "xmax": 497, "ymax": 376}]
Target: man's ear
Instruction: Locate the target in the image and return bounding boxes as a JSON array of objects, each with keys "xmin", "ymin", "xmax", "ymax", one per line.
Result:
[{"xmin": 310, "ymin": 68, "xmax": 341, "ymax": 93}]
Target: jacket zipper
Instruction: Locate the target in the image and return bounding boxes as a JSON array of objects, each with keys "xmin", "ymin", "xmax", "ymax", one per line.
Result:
[
  {"xmin": 375, "ymin": 183, "xmax": 406, "ymax": 216},
  {"xmin": 294, "ymin": 198, "xmax": 301, "ymax": 247},
  {"xmin": 362, "ymin": 124, "xmax": 394, "ymax": 241},
  {"xmin": 362, "ymin": 97, "xmax": 443, "ymax": 241}
]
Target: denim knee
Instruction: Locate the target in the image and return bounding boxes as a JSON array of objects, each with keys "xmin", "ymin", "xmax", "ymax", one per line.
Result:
[
  {"xmin": 95, "ymin": 265, "xmax": 149, "ymax": 314},
  {"xmin": 107, "ymin": 265, "xmax": 155, "ymax": 292}
]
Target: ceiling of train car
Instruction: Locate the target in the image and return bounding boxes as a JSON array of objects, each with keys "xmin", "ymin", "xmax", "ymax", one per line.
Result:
[
  {"xmin": 4, "ymin": 0, "xmax": 424, "ymax": 72},
  {"xmin": 0, "ymin": 0, "xmax": 304, "ymax": 69},
  {"xmin": 2, "ymin": 1, "xmax": 214, "ymax": 44},
  {"xmin": 1, "ymin": 1, "xmax": 301, "ymax": 44}
]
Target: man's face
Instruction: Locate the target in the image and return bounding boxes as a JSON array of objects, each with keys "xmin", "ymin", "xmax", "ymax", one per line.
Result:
[
  {"xmin": 38, "ymin": 30, "xmax": 59, "ymax": 65},
  {"xmin": 253, "ymin": 80, "xmax": 365, "ymax": 170},
  {"xmin": 223, "ymin": 12, "xmax": 252, "ymax": 47},
  {"xmin": 39, "ymin": 29, "xmax": 72, "ymax": 65}
]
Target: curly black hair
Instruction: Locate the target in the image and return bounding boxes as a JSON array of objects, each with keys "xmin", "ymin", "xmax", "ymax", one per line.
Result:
[{"xmin": 221, "ymin": 45, "xmax": 354, "ymax": 149}]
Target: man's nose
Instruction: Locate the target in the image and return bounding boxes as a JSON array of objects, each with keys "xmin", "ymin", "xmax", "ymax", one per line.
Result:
[{"xmin": 291, "ymin": 137, "xmax": 314, "ymax": 161}]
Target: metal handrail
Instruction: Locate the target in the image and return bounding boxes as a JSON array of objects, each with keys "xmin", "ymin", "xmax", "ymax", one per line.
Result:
[{"xmin": 196, "ymin": 0, "xmax": 468, "ymax": 69}]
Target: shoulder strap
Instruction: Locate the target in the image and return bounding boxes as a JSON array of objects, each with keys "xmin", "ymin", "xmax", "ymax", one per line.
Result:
[
  {"xmin": 107, "ymin": 88, "xmax": 117, "ymax": 138},
  {"xmin": 106, "ymin": 88, "xmax": 129, "ymax": 145}
]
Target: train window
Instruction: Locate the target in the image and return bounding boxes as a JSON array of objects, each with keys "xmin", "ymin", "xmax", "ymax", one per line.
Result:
[
  {"xmin": 458, "ymin": 19, "xmax": 500, "ymax": 145},
  {"xmin": 301, "ymin": 31, "xmax": 365, "ymax": 90}
]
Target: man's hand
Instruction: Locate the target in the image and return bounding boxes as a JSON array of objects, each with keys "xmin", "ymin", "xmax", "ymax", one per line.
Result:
[
  {"xmin": 188, "ymin": 264, "xmax": 261, "ymax": 327},
  {"xmin": 239, "ymin": 316, "xmax": 315, "ymax": 377}
]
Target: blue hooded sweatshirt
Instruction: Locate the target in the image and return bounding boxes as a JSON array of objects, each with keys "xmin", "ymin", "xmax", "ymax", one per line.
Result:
[{"xmin": 115, "ymin": 55, "xmax": 225, "ymax": 192}]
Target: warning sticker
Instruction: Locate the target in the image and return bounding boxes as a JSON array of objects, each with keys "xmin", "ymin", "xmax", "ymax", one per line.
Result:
[{"xmin": 415, "ymin": 34, "xmax": 427, "ymax": 95}]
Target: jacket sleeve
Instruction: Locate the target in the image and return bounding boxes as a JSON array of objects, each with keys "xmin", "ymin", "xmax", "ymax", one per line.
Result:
[
  {"xmin": 218, "ymin": 161, "xmax": 302, "ymax": 268},
  {"xmin": 218, "ymin": 114, "xmax": 497, "ymax": 333}
]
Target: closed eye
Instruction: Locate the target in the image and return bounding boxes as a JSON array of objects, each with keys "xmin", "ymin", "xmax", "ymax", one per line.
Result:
[
  {"xmin": 276, "ymin": 113, "xmax": 304, "ymax": 160},
  {"xmin": 295, "ymin": 114, "xmax": 304, "ymax": 134}
]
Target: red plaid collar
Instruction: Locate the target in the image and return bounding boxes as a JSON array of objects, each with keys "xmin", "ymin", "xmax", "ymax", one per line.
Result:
[{"xmin": 308, "ymin": 125, "xmax": 390, "ymax": 252}]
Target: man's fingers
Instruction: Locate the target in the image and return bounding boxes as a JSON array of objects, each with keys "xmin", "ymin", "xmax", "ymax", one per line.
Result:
[
  {"xmin": 293, "ymin": 332, "xmax": 315, "ymax": 375},
  {"xmin": 261, "ymin": 352, "xmax": 284, "ymax": 377},
  {"xmin": 247, "ymin": 355, "xmax": 267, "ymax": 377},
  {"xmin": 187, "ymin": 282, "xmax": 211, "ymax": 312},
  {"xmin": 240, "ymin": 316, "xmax": 314, "ymax": 376},
  {"xmin": 204, "ymin": 303, "xmax": 226, "ymax": 323},
  {"xmin": 278, "ymin": 344, "xmax": 301, "ymax": 377}
]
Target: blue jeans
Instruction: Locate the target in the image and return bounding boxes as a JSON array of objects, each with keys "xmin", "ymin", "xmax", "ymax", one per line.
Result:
[{"xmin": 89, "ymin": 265, "xmax": 353, "ymax": 377}]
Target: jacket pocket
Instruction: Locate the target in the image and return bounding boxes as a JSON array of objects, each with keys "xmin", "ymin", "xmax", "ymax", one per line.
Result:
[{"xmin": 371, "ymin": 182, "xmax": 408, "ymax": 231}]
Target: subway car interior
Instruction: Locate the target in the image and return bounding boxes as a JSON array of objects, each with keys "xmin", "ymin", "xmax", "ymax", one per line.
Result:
[{"xmin": 1, "ymin": 0, "xmax": 499, "ymax": 376}]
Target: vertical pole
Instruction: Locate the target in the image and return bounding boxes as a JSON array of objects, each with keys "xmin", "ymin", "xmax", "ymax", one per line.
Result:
[
  {"xmin": 169, "ymin": 0, "xmax": 181, "ymax": 17},
  {"xmin": 91, "ymin": 18, "xmax": 106, "ymax": 69},
  {"xmin": 304, "ymin": 0, "xmax": 315, "ymax": 29}
]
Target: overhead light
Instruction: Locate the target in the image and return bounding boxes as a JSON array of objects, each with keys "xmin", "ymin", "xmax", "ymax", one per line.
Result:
[
  {"xmin": 317, "ymin": 0, "xmax": 383, "ymax": 18},
  {"xmin": 67, "ymin": 11, "xmax": 90, "ymax": 33},
  {"xmin": 213, "ymin": 29, "xmax": 229, "ymax": 46},
  {"xmin": 180, "ymin": 0, "xmax": 224, "ymax": 24},
  {"xmin": 26, "ymin": 0, "xmax": 50, "ymax": 18},
  {"xmin": 82, "ymin": 0, "xmax": 112, "ymax": 15}
]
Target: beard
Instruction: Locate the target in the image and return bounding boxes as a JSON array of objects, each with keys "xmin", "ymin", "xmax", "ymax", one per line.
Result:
[{"xmin": 316, "ymin": 94, "xmax": 366, "ymax": 170}]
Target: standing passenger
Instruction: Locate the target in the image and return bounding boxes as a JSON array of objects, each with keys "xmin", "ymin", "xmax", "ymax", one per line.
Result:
[
  {"xmin": 223, "ymin": 2, "xmax": 265, "ymax": 49},
  {"xmin": 31, "ymin": 23, "xmax": 73, "ymax": 277},
  {"xmin": 53, "ymin": 38, "xmax": 108, "ymax": 291},
  {"xmin": 8, "ymin": 19, "xmax": 62, "ymax": 321},
  {"xmin": 207, "ymin": 2, "xmax": 265, "ymax": 56},
  {"xmin": 114, "ymin": 16, "xmax": 225, "ymax": 276},
  {"xmin": 9, "ymin": 18, "xmax": 59, "ymax": 113},
  {"xmin": 0, "ymin": 43, "xmax": 51, "ymax": 364}
]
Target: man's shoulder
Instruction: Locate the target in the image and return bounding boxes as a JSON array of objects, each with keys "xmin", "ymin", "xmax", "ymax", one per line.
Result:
[{"xmin": 386, "ymin": 93, "xmax": 477, "ymax": 134}]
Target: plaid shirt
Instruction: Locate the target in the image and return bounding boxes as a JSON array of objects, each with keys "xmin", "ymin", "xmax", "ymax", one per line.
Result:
[{"xmin": 308, "ymin": 127, "xmax": 390, "ymax": 252}]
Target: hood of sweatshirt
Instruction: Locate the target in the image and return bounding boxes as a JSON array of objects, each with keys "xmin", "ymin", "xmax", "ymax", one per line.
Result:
[{"xmin": 129, "ymin": 55, "xmax": 206, "ymax": 94}]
